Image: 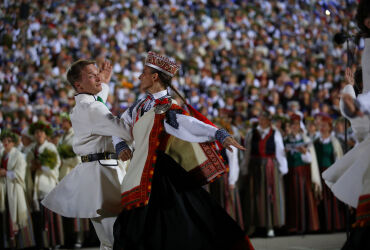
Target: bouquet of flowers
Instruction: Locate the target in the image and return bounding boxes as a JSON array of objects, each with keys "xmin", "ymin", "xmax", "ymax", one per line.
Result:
[
  {"xmin": 39, "ymin": 149, "xmax": 58, "ymax": 169},
  {"xmin": 58, "ymin": 143, "xmax": 76, "ymax": 159}
]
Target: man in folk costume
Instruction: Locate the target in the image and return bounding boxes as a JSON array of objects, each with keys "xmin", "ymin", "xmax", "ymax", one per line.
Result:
[
  {"xmin": 239, "ymin": 112, "xmax": 288, "ymax": 237},
  {"xmin": 0, "ymin": 130, "xmax": 35, "ymax": 249},
  {"xmin": 284, "ymin": 114, "xmax": 321, "ymax": 233},
  {"xmin": 42, "ymin": 60, "xmax": 131, "ymax": 250},
  {"xmin": 26, "ymin": 121, "xmax": 64, "ymax": 248},
  {"xmin": 57, "ymin": 112, "xmax": 88, "ymax": 248},
  {"xmin": 313, "ymin": 115, "xmax": 344, "ymax": 232},
  {"xmin": 112, "ymin": 51, "xmax": 253, "ymax": 250}
]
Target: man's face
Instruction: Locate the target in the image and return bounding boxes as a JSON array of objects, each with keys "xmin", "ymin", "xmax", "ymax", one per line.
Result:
[
  {"xmin": 75, "ymin": 64, "xmax": 102, "ymax": 95},
  {"xmin": 259, "ymin": 116, "xmax": 270, "ymax": 129},
  {"xmin": 139, "ymin": 66, "xmax": 155, "ymax": 91}
]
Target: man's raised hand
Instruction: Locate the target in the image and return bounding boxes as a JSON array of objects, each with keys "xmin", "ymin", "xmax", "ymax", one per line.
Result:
[{"xmin": 99, "ymin": 60, "xmax": 113, "ymax": 84}]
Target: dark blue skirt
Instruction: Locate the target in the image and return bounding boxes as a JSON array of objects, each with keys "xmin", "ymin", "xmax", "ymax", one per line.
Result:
[
  {"xmin": 113, "ymin": 152, "xmax": 253, "ymax": 250},
  {"xmin": 342, "ymin": 226, "xmax": 370, "ymax": 250}
]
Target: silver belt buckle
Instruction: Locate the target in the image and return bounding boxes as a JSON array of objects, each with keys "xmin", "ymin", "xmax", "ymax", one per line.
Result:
[{"xmin": 81, "ymin": 155, "xmax": 89, "ymax": 162}]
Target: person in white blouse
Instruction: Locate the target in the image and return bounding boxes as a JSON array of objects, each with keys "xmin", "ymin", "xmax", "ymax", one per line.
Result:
[
  {"xmin": 0, "ymin": 130, "xmax": 35, "ymax": 249},
  {"xmin": 112, "ymin": 51, "xmax": 253, "ymax": 250},
  {"xmin": 335, "ymin": 2, "xmax": 370, "ymax": 244},
  {"xmin": 42, "ymin": 59, "xmax": 131, "ymax": 250},
  {"xmin": 26, "ymin": 121, "xmax": 63, "ymax": 248}
]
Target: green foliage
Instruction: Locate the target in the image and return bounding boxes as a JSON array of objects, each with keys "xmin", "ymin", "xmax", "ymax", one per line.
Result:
[
  {"xmin": 29, "ymin": 121, "xmax": 53, "ymax": 136},
  {"xmin": 0, "ymin": 130, "xmax": 18, "ymax": 143},
  {"xmin": 57, "ymin": 143, "xmax": 76, "ymax": 159},
  {"xmin": 39, "ymin": 149, "xmax": 57, "ymax": 169}
]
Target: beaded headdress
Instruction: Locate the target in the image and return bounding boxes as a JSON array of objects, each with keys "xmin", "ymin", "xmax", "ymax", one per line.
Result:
[{"xmin": 145, "ymin": 51, "xmax": 180, "ymax": 77}]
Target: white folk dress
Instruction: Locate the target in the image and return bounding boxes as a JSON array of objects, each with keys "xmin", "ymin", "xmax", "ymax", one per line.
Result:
[{"xmin": 322, "ymin": 38, "xmax": 370, "ymax": 208}]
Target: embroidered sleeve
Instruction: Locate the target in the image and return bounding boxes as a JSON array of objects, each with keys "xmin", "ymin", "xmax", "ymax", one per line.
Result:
[
  {"xmin": 115, "ymin": 141, "xmax": 130, "ymax": 156},
  {"xmin": 215, "ymin": 129, "xmax": 231, "ymax": 144}
]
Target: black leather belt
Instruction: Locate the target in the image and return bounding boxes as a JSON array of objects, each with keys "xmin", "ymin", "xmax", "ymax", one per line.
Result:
[{"xmin": 81, "ymin": 152, "xmax": 118, "ymax": 163}]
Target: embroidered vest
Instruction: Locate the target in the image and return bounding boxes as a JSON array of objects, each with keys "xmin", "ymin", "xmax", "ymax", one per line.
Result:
[
  {"xmin": 251, "ymin": 128, "xmax": 276, "ymax": 157},
  {"xmin": 120, "ymin": 102, "xmax": 226, "ymax": 210}
]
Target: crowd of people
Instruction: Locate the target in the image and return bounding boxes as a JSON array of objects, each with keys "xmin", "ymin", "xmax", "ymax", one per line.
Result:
[{"xmin": 0, "ymin": 0, "xmax": 367, "ymax": 249}]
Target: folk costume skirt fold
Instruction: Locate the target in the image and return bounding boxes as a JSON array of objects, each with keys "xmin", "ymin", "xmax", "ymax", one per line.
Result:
[
  {"xmin": 285, "ymin": 165, "xmax": 320, "ymax": 233},
  {"xmin": 113, "ymin": 152, "xmax": 253, "ymax": 250},
  {"xmin": 318, "ymin": 169, "xmax": 346, "ymax": 232}
]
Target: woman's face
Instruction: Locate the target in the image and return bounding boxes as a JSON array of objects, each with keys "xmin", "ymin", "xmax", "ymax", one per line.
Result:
[
  {"xmin": 291, "ymin": 121, "xmax": 301, "ymax": 134},
  {"xmin": 320, "ymin": 122, "xmax": 331, "ymax": 135},
  {"xmin": 35, "ymin": 130, "xmax": 46, "ymax": 145},
  {"xmin": 2, "ymin": 137, "xmax": 14, "ymax": 153}
]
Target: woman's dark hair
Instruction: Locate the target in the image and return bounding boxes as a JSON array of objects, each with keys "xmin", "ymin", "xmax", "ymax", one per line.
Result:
[
  {"xmin": 356, "ymin": 0, "xmax": 370, "ymax": 36},
  {"xmin": 150, "ymin": 68, "xmax": 187, "ymax": 104}
]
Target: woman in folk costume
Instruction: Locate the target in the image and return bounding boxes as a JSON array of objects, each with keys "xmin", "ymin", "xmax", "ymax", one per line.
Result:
[
  {"xmin": 334, "ymin": 4, "xmax": 370, "ymax": 244},
  {"xmin": 57, "ymin": 113, "xmax": 89, "ymax": 248},
  {"xmin": 26, "ymin": 121, "xmax": 64, "ymax": 248},
  {"xmin": 284, "ymin": 114, "xmax": 321, "ymax": 233},
  {"xmin": 208, "ymin": 118, "xmax": 244, "ymax": 229},
  {"xmin": 58, "ymin": 113, "xmax": 81, "ymax": 181},
  {"xmin": 0, "ymin": 130, "xmax": 35, "ymax": 249},
  {"xmin": 20, "ymin": 128, "xmax": 36, "ymax": 209},
  {"xmin": 313, "ymin": 116, "xmax": 344, "ymax": 232},
  {"xmin": 113, "ymin": 51, "xmax": 253, "ymax": 250},
  {"xmin": 239, "ymin": 112, "xmax": 288, "ymax": 237},
  {"xmin": 341, "ymin": 90, "xmax": 370, "ymax": 248}
]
